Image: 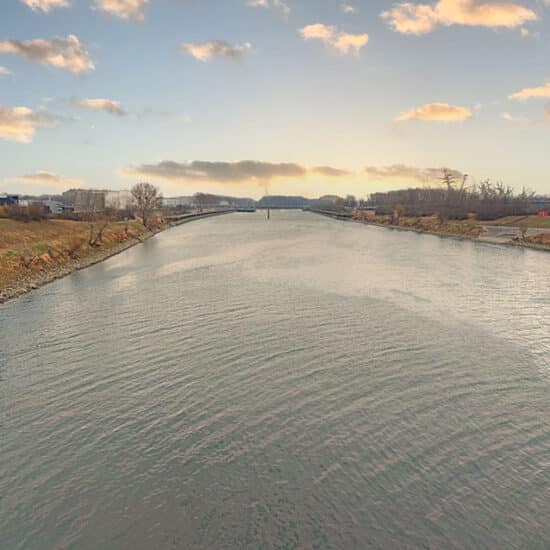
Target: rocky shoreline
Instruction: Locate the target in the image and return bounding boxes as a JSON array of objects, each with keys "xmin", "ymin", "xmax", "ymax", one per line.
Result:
[
  {"xmin": 357, "ymin": 219, "xmax": 550, "ymax": 252},
  {"xmin": 309, "ymin": 209, "xmax": 550, "ymax": 253},
  {"xmin": 0, "ymin": 210, "xmax": 238, "ymax": 306}
]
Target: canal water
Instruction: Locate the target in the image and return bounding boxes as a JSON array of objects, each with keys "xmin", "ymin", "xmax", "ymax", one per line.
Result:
[{"xmin": 1, "ymin": 211, "xmax": 549, "ymax": 548}]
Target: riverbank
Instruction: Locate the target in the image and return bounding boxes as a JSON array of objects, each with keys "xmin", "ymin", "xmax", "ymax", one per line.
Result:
[
  {"xmin": 310, "ymin": 209, "xmax": 550, "ymax": 252},
  {"xmin": 0, "ymin": 210, "xmax": 233, "ymax": 304}
]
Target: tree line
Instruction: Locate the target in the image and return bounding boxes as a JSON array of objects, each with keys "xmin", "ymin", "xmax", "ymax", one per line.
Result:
[{"xmin": 365, "ymin": 172, "xmax": 535, "ymax": 221}]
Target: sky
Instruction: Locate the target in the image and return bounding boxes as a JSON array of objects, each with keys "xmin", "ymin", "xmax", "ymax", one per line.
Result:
[{"xmin": 0, "ymin": 0, "xmax": 549, "ymax": 199}]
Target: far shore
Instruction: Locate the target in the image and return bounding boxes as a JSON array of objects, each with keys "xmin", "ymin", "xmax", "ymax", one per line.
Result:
[
  {"xmin": 0, "ymin": 210, "xmax": 233, "ymax": 305},
  {"xmin": 310, "ymin": 209, "xmax": 550, "ymax": 253}
]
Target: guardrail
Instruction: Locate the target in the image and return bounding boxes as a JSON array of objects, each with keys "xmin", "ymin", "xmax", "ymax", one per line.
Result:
[
  {"xmin": 167, "ymin": 210, "xmax": 235, "ymax": 225},
  {"xmin": 307, "ymin": 209, "xmax": 353, "ymax": 220}
]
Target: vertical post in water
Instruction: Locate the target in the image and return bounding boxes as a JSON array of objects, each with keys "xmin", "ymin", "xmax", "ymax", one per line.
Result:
[{"xmin": 267, "ymin": 208, "xmax": 270, "ymax": 220}]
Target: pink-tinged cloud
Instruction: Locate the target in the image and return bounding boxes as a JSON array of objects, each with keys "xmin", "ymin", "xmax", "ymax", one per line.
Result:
[
  {"xmin": 0, "ymin": 105, "xmax": 57, "ymax": 143},
  {"xmin": 396, "ymin": 102, "xmax": 473, "ymax": 122},
  {"xmin": 381, "ymin": 0, "xmax": 536, "ymax": 35},
  {"xmin": 0, "ymin": 35, "xmax": 94, "ymax": 74},
  {"xmin": 74, "ymin": 98, "xmax": 127, "ymax": 116},
  {"xmin": 300, "ymin": 23, "xmax": 369, "ymax": 55},
  {"xmin": 94, "ymin": 0, "xmax": 148, "ymax": 21},
  {"xmin": 13, "ymin": 170, "xmax": 82, "ymax": 188},
  {"xmin": 510, "ymin": 82, "xmax": 550, "ymax": 100}
]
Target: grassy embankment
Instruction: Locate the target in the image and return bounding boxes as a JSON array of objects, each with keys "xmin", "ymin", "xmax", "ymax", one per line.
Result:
[
  {"xmin": 0, "ymin": 218, "xmax": 151, "ymax": 298},
  {"xmin": 351, "ymin": 211, "xmax": 550, "ymax": 245},
  {"xmin": 352, "ymin": 211, "xmax": 482, "ymax": 237}
]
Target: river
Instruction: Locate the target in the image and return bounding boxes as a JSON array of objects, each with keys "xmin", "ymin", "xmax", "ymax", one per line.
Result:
[{"xmin": 1, "ymin": 210, "xmax": 549, "ymax": 548}]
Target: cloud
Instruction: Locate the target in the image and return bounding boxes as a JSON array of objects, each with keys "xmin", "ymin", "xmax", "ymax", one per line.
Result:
[
  {"xmin": 313, "ymin": 166, "xmax": 352, "ymax": 177},
  {"xmin": 181, "ymin": 41, "xmax": 252, "ymax": 62},
  {"xmin": 0, "ymin": 35, "xmax": 94, "ymax": 74},
  {"xmin": 94, "ymin": 0, "xmax": 148, "ymax": 21},
  {"xmin": 20, "ymin": 0, "xmax": 70, "ymax": 11},
  {"xmin": 519, "ymin": 26, "xmax": 537, "ymax": 37},
  {"xmin": 300, "ymin": 23, "xmax": 369, "ymax": 55},
  {"xmin": 341, "ymin": 3, "xmax": 358, "ymax": 13},
  {"xmin": 247, "ymin": 0, "xmax": 290, "ymax": 16},
  {"xmin": 381, "ymin": 0, "xmax": 536, "ymax": 35},
  {"xmin": 12, "ymin": 170, "xmax": 82, "ymax": 188},
  {"xmin": 501, "ymin": 112, "xmax": 530, "ymax": 123},
  {"xmin": 0, "ymin": 66, "xmax": 12, "ymax": 76},
  {"xmin": 364, "ymin": 164, "xmax": 463, "ymax": 185},
  {"xmin": 0, "ymin": 105, "xmax": 57, "ymax": 143},
  {"xmin": 510, "ymin": 82, "xmax": 550, "ymax": 100},
  {"xmin": 73, "ymin": 98, "xmax": 127, "ymax": 116},
  {"xmin": 137, "ymin": 108, "xmax": 191, "ymax": 123},
  {"xmin": 396, "ymin": 102, "xmax": 472, "ymax": 121},
  {"xmin": 124, "ymin": 160, "xmax": 352, "ymax": 184}
]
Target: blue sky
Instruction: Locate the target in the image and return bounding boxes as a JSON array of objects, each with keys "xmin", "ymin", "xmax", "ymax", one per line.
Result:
[{"xmin": 1, "ymin": 0, "xmax": 549, "ymax": 198}]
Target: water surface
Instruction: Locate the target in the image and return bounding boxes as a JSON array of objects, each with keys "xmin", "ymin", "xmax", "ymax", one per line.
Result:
[{"xmin": 1, "ymin": 211, "xmax": 549, "ymax": 548}]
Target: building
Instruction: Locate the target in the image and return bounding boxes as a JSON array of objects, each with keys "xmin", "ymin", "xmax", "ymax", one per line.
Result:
[
  {"xmin": 41, "ymin": 199, "xmax": 66, "ymax": 215},
  {"xmin": 0, "ymin": 194, "xmax": 19, "ymax": 206},
  {"xmin": 63, "ymin": 189, "xmax": 107, "ymax": 213}
]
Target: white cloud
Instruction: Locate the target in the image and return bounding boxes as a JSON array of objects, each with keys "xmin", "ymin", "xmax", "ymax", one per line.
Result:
[
  {"xmin": 381, "ymin": 0, "xmax": 537, "ymax": 35},
  {"xmin": 341, "ymin": 3, "xmax": 358, "ymax": 13},
  {"xmin": 510, "ymin": 82, "xmax": 550, "ymax": 100},
  {"xmin": 0, "ymin": 105, "xmax": 57, "ymax": 143},
  {"xmin": 396, "ymin": 102, "xmax": 473, "ymax": 121},
  {"xmin": 20, "ymin": 0, "xmax": 69, "ymax": 12},
  {"xmin": 0, "ymin": 66, "xmax": 12, "ymax": 76},
  {"xmin": 0, "ymin": 35, "xmax": 94, "ymax": 74},
  {"xmin": 247, "ymin": 0, "xmax": 290, "ymax": 16},
  {"xmin": 300, "ymin": 23, "xmax": 369, "ymax": 55},
  {"xmin": 181, "ymin": 41, "xmax": 252, "ymax": 62},
  {"xmin": 94, "ymin": 0, "xmax": 148, "ymax": 21},
  {"xmin": 74, "ymin": 98, "xmax": 127, "ymax": 116}
]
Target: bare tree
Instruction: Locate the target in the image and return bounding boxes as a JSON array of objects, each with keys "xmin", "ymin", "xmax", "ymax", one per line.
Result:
[{"xmin": 131, "ymin": 183, "xmax": 159, "ymax": 229}]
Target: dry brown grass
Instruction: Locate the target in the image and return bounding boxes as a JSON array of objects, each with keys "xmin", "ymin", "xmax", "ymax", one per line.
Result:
[
  {"xmin": 526, "ymin": 233, "xmax": 550, "ymax": 245},
  {"xmin": 352, "ymin": 212, "xmax": 482, "ymax": 237},
  {"xmin": 482, "ymin": 215, "xmax": 550, "ymax": 229},
  {"xmin": 0, "ymin": 219, "xmax": 147, "ymax": 288}
]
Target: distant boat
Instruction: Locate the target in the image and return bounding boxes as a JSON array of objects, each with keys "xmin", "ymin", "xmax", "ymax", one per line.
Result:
[{"xmin": 236, "ymin": 207, "xmax": 256, "ymax": 213}]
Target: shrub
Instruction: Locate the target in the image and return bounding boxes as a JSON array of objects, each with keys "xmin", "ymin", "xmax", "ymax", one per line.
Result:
[{"xmin": 6, "ymin": 204, "xmax": 47, "ymax": 222}]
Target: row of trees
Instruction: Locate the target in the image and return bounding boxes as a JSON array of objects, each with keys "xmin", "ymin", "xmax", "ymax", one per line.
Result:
[{"xmin": 366, "ymin": 172, "xmax": 534, "ymax": 221}]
